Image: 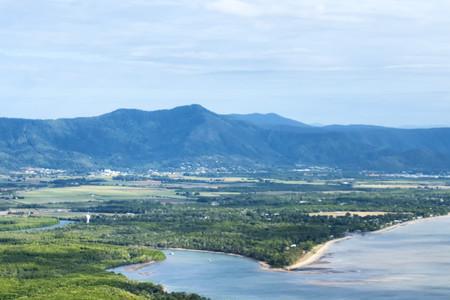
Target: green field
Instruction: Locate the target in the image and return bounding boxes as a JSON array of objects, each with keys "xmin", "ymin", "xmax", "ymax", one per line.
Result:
[{"xmin": 17, "ymin": 185, "xmax": 184, "ymax": 204}]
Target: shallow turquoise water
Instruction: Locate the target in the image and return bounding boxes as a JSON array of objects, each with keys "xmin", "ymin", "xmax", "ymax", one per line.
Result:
[{"xmin": 114, "ymin": 216, "xmax": 450, "ymax": 299}]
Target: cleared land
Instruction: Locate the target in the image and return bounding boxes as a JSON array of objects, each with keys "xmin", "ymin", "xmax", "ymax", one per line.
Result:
[
  {"xmin": 16, "ymin": 185, "xmax": 184, "ymax": 204},
  {"xmin": 354, "ymin": 180, "xmax": 450, "ymax": 190},
  {"xmin": 169, "ymin": 175, "xmax": 258, "ymax": 183}
]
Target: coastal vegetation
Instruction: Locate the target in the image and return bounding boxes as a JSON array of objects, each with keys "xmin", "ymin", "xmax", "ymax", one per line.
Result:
[
  {"xmin": 0, "ymin": 216, "xmax": 58, "ymax": 231},
  {"xmin": 0, "ymin": 224, "xmax": 205, "ymax": 300},
  {"xmin": 73, "ymin": 209, "xmax": 413, "ymax": 267},
  {"xmin": 2, "ymin": 172, "xmax": 450, "ymax": 298},
  {"xmin": 60, "ymin": 188, "xmax": 450, "ymax": 267}
]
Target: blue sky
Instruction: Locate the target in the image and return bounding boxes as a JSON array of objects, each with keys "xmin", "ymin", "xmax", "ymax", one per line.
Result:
[{"xmin": 1, "ymin": 0, "xmax": 450, "ymax": 127}]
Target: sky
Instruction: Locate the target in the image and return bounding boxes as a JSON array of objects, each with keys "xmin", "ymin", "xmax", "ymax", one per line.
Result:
[{"xmin": 1, "ymin": 0, "xmax": 450, "ymax": 127}]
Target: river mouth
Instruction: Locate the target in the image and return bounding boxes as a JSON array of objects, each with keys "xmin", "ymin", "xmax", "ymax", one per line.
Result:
[{"xmin": 113, "ymin": 215, "xmax": 450, "ymax": 300}]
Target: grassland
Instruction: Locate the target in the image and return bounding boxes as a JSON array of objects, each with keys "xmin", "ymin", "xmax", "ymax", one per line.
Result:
[
  {"xmin": 166, "ymin": 174, "xmax": 258, "ymax": 183},
  {"xmin": 17, "ymin": 185, "xmax": 184, "ymax": 204},
  {"xmin": 354, "ymin": 180, "xmax": 450, "ymax": 190}
]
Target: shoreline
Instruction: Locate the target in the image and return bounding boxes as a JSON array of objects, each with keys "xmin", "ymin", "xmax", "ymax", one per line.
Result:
[
  {"xmin": 284, "ymin": 236, "xmax": 351, "ymax": 271},
  {"xmin": 166, "ymin": 247, "xmax": 248, "ymax": 259},
  {"xmin": 372, "ymin": 214, "xmax": 449, "ymax": 234},
  {"xmin": 122, "ymin": 261, "xmax": 156, "ymax": 272},
  {"xmin": 281, "ymin": 213, "xmax": 450, "ymax": 271},
  {"xmin": 367, "ymin": 213, "xmax": 450, "ymax": 234},
  {"xmin": 120, "ymin": 213, "xmax": 450, "ymax": 274},
  {"xmin": 257, "ymin": 236, "xmax": 351, "ymax": 273}
]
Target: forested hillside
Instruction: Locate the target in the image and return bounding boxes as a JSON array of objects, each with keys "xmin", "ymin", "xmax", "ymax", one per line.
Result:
[{"xmin": 1, "ymin": 104, "xmax": 450, "ymax": 171}]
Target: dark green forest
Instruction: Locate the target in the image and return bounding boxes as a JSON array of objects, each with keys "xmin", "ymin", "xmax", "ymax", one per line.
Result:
[{"xmin": 0, "ymin": 220, "xmax": 205, "ymax": 300}]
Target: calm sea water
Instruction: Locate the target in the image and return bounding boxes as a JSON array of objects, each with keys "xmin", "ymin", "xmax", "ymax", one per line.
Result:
[{"xmin": 114, "ymin": 216, "xmax": 450, "ymax": 300}]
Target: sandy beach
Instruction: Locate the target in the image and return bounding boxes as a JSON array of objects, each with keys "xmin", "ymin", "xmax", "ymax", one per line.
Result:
[
  {"xmin": 137, "ymin": 214, "xmax": 450, "ymax": 274},
  {"xmin": 169, "ymin": 246, "xmax": 349, "ymax": 273},
  {"xmin": 280, "ymin": 213, "xmax": 450, "ymax": 271},
  {"xmin": 374, "ymin": 213, "xmax": 450, "ymax": 234},
  {"xmin": 114, "ymin": 213, "xmax": 450, "ymax": 300},
  {"xmin": 284, "ymin": 237, "xmax": 351, "ymax": 271}
]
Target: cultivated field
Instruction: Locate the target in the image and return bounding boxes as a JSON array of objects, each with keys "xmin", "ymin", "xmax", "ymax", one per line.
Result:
[{"xmin": 16, "ymin": 185, "xmax": 184, "ymax": 204}]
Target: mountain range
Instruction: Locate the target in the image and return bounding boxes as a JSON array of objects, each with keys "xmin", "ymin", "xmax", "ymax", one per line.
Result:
[{"xmin": 1, "ymin": 104, "xmax": 450, "ymax": 172}]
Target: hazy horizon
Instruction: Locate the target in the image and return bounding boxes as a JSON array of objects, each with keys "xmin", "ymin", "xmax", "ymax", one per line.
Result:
[
  {"xmin": 1, "ymin": 103, "xmax": 449, "ymax": 129},
  {"xmin": 1, "ymin": 0, "xmax": 450, "ymax": 127}
]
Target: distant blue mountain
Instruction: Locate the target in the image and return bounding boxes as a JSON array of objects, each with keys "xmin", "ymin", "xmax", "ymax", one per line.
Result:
[
  {"xmin": 1, "ymin": 104, "xmax": 450, "ymax": 172},
  {"xmin": 227, "ymin": 113, "xmax": 308, "ymax": 128}
]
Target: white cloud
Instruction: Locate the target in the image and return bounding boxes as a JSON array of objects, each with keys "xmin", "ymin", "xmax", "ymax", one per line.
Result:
[
  {"xmin": 1, "ymin": 0, "xmax": 450, "ymax": 125},
  {"xmin": 207, "ymin": 0, "xmax": 260, "ymax": 17},
  {"xmin": 201, "ymin": 0, "xmax": 450, "ymax": 25}
]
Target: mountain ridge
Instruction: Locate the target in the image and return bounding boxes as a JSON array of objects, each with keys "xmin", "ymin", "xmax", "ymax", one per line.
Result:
[
  {"xmin": 227, "ymin": 112, "xmax": 308, "ymax": 128},
  {"xmin": 1, "ymin": 104, "xmax": 450, "ymax": 172}
]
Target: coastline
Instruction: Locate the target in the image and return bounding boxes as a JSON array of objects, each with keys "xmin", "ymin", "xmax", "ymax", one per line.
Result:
[
  {"xmin": 166, "ymin": 246, "xmax": 346, "ymax": 272},
  {"xmin": 256, "ymin": 236, "xmax": 351, "ymax": 273},
  {"xmin": 267, "ymin": 213, "xmax": 450, "ymax": 271},
  {"xmin": 284, "ymin": 236, "xmax": 351, "ymax": 271},
  {"xmin": 167, "ymin": 247, "xmax": 248, "ymax": 259},
  {"xmin": 282, "ymin": 213, "xmax": 450, "ymax": 271},
  {"xmin": 372, "ymin": 215, "xmax": 446, "ymax": 234},
  {"xmin": 120, "ymin": 214, "xmax": 450, "ymax": 274},
  {"xmin": 122, "ymin": 261, "xmax": 156, "ymax": 272}
]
